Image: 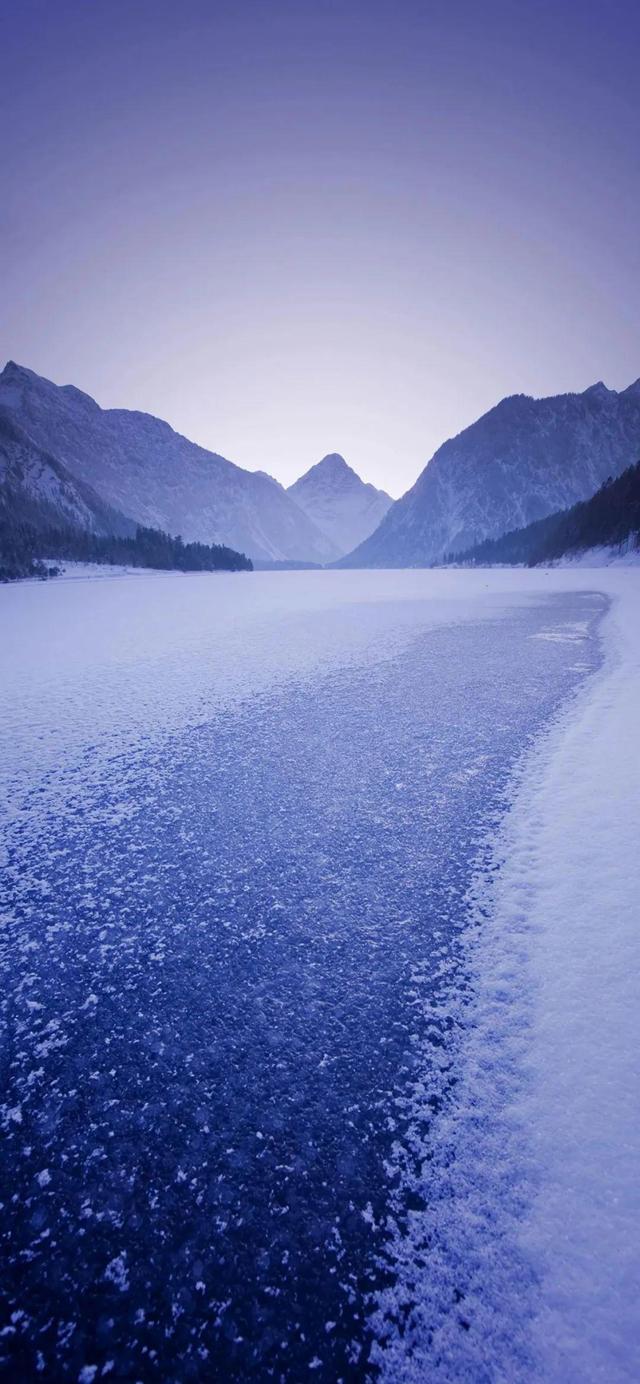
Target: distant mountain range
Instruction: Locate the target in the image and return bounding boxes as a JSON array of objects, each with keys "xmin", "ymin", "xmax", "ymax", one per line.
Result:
[
  {"xmin": 2, "ymin": 362, "xmax": 639, "ymax": 572},
  {"xmin": 340, "ymin": 380, "xmax": 640, "ymax": 567},
  {"xmin": 287, "ymin": 454, "xmax": 391, "ymax": 558},
  {"xmin": 0, "ymin": 363, "xmax": 386, "ymax": 563}
]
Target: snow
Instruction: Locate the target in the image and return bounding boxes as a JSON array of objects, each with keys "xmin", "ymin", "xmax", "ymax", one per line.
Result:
[
  {"xmin": 0, "ymin": 568, "xmax": 563, "ymax": 821},
  {"xmin": 372, "ymin": 568, "xmax": 640, "ymax": 1383},
  {"xmin": 505, "ymin": 574, "xmax": 640, "ymax": 1380},
  {"xmin": 287, "ymin": 453, "xmax": 392, "ymax": 557},
  {"xmin": 554, "ymin": 541, "xmax": 640, "ymax": 567},
  {"xmin": 1, "ymin": 566, "xmax": 638, "ymax": 1378},
  {"xmin": 348, "ymin": 381, "xmax": 640, "ymax": 566},
  {"xmin": 30, "ymin": 560, "xmax": 169, "ymax": 581},
  {"xmin": 104, "ymin": 1255, "xmax": 129, "ymax": 1293}
]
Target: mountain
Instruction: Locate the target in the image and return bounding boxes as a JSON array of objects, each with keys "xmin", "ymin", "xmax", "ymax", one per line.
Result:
[
  {"xmin": 339, "ymin": 380, "xmax": 640, "ymax": 567},
  {"xmin": 0, "ymin": 362, "xmax": 333, "ymax": 564},
  {"xmin": 446, "ymin": 460, "xmax": 640, "ymax": 568},
  {"xmin": 0, "ymin": 409, "xmax": 253, "ymax": 579},
  {"xmin": 0, "ymin": 408, "xmax": 134, "ymax": 537},
  {"xmin": 287, "ymin": 454, "xmax": 392, "ymax": 558}
]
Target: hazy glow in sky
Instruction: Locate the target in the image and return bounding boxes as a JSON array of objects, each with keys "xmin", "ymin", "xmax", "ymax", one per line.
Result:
[{"xmin": 1, "ymin": 0, "xmax": 638, "ymax": 494}]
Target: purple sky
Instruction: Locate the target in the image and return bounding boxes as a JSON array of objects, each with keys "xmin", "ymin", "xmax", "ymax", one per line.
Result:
[{"xmin": 1, "ymin": 0, "xmax": 638, "ymax": 495}]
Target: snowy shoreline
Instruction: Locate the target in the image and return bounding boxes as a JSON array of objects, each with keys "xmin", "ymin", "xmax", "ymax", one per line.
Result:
[
  {"xmin": 13, "ymin": 536, "xmax": 640, "ymax": 585},
  {"xmin": 20, "ymin": 560, "xmax": 233, "ymax": 582},
  {"xmin": 374, "ymin": 570, "xmax": 640, "ymax": 1382},
  {"xmin": 496, "ymin": 574, "xmax": 640, "ymax": 1380}
]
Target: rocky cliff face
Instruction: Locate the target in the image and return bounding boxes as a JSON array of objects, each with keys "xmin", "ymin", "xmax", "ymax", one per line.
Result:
[
  {"xmin": 340, "ymin": 381, "xmax": 640, "ymax": 567},
  {"xmin": 0, "ymin": 408, "xmax": 134, "ymax": 537}
]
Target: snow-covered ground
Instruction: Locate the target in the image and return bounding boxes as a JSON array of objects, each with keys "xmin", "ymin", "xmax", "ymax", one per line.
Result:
[
  {"xmin": 555, "ymin": 540, "xmax": 640, "ymax": 567},
  {"xmin": 0, "ymin": 567, "xmax": 638, "ymax": 1380},
  {"xmin": 35, "ymin": 559, "xmax": 173, "ymax": 580},
  {"xmin": 495, "ymin": 572, "xmax": 640, "ymax": 1380},
  {"xmin": 371, "ymin": 569, "xmax": 640, "ymax": 1383},
  {"xmin": 0, "ymin": 567, "xmax": 580, "ymax": 815}
]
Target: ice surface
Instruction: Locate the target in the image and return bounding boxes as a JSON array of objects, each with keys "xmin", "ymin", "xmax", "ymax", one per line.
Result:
[
  {"xmin": 0, "ymin": 568, "xmax": 571, "ymax": 822},
  {"xmin": 0, "ymin": 567, "xmax": 638, "ymax": 1380}
]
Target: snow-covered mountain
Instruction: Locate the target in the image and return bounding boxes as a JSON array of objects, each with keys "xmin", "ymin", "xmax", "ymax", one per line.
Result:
[
  {"xmin": 340, "ymin": 380, "xmax": 640, "ymax": 567},
  {"xmin": 0, "ymin": 362, "xmax": 333, "ymax": 563},
  {"xmin": 287, "ymin": 454, "xmax": 392, "ymax": 558},
  {"xmin": 447, "ymin": 460, "xmax": 640, "ymax": 567},
  {"xmin": 0, "ymin": 409, "xmax": 134, "ymax": 537}
]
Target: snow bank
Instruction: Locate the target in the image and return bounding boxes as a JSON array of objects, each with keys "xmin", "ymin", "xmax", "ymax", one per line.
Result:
[
  {"xmin": 36, "ymin": 560, "xmax": 169, "ymax": 580},
  {"xmin": 503, "ymin": 573, "xmax": 640, "ymax": 1380},
  {"xmin": 554, "ymin": 540, "xmax": 640, "ymax": 567},
  {"xmin": 373, "ymin": 569, "xmax": 640, "ymax": 1382}
]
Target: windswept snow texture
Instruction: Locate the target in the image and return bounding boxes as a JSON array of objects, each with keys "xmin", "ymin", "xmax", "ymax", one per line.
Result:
[{"xmin": 0, "ymin": 572, "xmax": 612, "ymax": 1380}]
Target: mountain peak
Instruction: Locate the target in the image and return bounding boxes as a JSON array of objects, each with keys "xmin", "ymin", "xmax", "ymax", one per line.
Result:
[
  {"xmin": 2, "ymin": 359, "xmax": 31, "ymax": 382},
  {"xmin": 288, "ymin": 453, "xmax": 362, "ymax": 496},
  {"xmin": 318, "ymin": 452, "xmax": 349, "ymax": 468},
  {"xmin": 0, "ymin": 360, "xmax": 40, "ymax": 407},
  {"xmin": 583, "ymin": 381, "xmax": 613, "ymax": 399},
  {"xmin": 287, "ymin": 454, "xmax": 392, "ymax": 557},
  {"xmin": 305, "ymin": 453, "xmax": 355, "ymax": 482},
  {"xmin": 1, "ymin": 359, "xmax": 99, "ymax": 413}
]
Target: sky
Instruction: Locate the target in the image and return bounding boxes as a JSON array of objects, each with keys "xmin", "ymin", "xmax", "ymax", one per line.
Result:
[{"xmin": 1, "ymin": 0, "xmax": 638, "ymax": 496}]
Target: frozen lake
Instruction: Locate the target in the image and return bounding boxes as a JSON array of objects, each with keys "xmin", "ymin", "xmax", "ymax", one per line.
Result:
[{"xmin": 0, "ymin": 571, "xmax": 606, "ymax": 1380}]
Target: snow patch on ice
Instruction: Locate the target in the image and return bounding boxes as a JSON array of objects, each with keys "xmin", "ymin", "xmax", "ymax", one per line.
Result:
[{"xmin": 104, "ymin": 1254, "xmax": 129, "ymax": 1293}]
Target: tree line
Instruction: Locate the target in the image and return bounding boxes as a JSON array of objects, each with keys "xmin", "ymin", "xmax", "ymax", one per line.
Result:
[
  {"xmin": 443, "ymin": 461, "xmax": 640, "ymax": 567},
  {"xmin": 0, "ymin": 519, "xmax": 253, "ymax": 582}
]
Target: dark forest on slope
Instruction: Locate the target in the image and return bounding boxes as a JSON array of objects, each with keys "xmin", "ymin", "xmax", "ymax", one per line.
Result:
[
  {"xmin": 0, "ymin": 520, "xmax": 252, "ymax": 581},
  {"xmin": 444, "ymin": 462, "xmax": 640, "ymax": 568}
]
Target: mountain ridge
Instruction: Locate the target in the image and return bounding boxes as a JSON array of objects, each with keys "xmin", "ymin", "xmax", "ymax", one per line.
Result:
[
  {"xmin": 0, "ymin": 407, "xmax": 135, "ymax": 538},
  {"xmin": 444, "ymin": 460, "xmax": 640, "ymax": 567},
  {"xmin": 0, "ymin": 362, "xmax": 335, "ymax": 564},
  {"xmin": 338, "ymin": 379, "xmax": 640, "ymax": 567}
]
